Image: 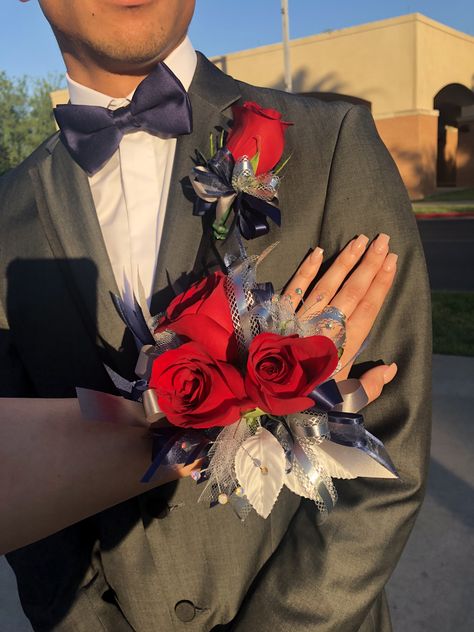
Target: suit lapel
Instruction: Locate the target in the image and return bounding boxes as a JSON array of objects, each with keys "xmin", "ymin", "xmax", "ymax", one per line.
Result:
[
  {"xmin": 30, "ymin": 140, "xmax": 137, "ymax": 377},
  {"xmin": 149, "ymin": 53, "xmax": 241, "ymax": 313},
  {"xmin": 29, "ymin": 54, "xmax": 242, "ymax": 374}
]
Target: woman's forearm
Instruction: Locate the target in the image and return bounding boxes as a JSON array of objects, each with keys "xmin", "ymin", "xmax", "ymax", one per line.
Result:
[{"xmin": 0, "ymin": 398, "xmax": 192, "ymax": 554}]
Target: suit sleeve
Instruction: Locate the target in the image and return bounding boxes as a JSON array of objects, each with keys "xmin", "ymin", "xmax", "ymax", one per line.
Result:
[
  {"xmin": 0, "ymin": 302, "xmax": 35, "ymax": 396},
  {"xmin": 232, "ymin": 105, "xmax": 432, "ymax": 631}
]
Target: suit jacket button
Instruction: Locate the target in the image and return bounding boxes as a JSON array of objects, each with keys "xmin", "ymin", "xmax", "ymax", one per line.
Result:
[
  {"xmin": 175, "ymin": 600, "xmax": 196, "ymax": 622},
  {"xmin": 144, "ymin": 498, "xmax": 170, "ymax": 519}
]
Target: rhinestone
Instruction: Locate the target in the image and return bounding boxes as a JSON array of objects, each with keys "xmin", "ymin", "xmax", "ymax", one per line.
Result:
[
  {"xmin": 235, "ymin": 486, "xmax": 244, "ymax": 497},
  {"xmin": 191, "ymin": 469, "xmax": 201, "ymax": 482},
  {"xmin": 181, "ymin": 440, "xmax": 191, "ymax": 451},
  {"xmin": 295, "ymin": 287, "xmax": 303, "ymax": 295},
  {"xmin": 218, "ymin": 493, "xmax": 228, "ymax": 505}
]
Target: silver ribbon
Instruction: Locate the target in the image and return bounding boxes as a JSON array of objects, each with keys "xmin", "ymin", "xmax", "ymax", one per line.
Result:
[
  {"xmin": 332, "ymin": 378, "xmax": 369, "ymax": 413},
  {"xmin": 291, "ymin": 438, "xmax": 335, "ymax": 513},
  {"xmin": 231, "ymin": 156, "xmax": 280, "ymax": 201},
  {"xmin": 191, "ymin": 156, "xmax": 280, "ymax": 226}
]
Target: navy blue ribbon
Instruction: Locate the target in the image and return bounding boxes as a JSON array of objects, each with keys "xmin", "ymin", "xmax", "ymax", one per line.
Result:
[
  {"xmin": 142, "ymin": 427, "xmax": 219, "ymax": 483},
  {"xmin": 191, "ymin": 147, "xmax": 281, "ymax": 240},
  {"xmin": 327, "ymin": 412, "xmax": 398, "ymax": 476},
  {"xmin": 234, "ymin": 192, "xmax": 281, "ymax": 240},
  {"xmin": 262, "ymin": 416, "xmax": 294, "ymax": 473},
  {"xmin": 308, "ymin": 379, "xmax": 343, "ymax": 412},
  {"xmin": 55, "ymin": 62, "xmax": 192, "ymax": 175}
]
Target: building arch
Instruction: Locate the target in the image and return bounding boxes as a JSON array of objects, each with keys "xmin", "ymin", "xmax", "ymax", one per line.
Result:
[{"xmin": 434, "ymin": 83, "xmax": 474, "ymax": 186}]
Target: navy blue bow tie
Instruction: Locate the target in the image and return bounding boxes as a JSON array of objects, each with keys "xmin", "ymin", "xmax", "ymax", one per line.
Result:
[{"xmin": 54, "ymin": 63, "xmax": 192, "ymax": 176}]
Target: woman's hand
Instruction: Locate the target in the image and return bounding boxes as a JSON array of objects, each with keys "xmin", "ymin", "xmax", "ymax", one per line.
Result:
[{"xmin": 284, "ymin": 233, "xmax": 398, "ymax": 404}]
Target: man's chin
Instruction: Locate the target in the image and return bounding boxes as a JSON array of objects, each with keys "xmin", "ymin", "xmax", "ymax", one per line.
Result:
[{"xmin": 85, "ymin": 36, "xmax": 172, "ymax": 73}]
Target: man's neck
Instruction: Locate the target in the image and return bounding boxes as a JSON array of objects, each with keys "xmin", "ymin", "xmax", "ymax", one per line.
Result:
[{"xmin": 64, "ymin": 56, "xmax": 149, "ymax": 98}]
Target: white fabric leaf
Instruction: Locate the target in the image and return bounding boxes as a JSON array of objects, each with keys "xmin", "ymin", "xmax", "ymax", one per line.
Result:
[
  {"xmin": 235, "ymin": 427, "xmax": 286, "ymax": 519},
  {"xmin": 283, "ymin": 445, "xmax": 349, "ymax": 504},
  {"xmin": 317, "ymin": 439, "xmax": 398, "ymax": 479}
]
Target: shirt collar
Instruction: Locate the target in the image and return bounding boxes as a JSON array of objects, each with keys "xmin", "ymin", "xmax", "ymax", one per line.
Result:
[{"xmin": 67, "ymin": 35, "xmax": 197, "ymax": 107}]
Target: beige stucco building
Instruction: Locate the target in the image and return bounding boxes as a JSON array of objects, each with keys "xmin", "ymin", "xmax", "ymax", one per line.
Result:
[{"xmin": 212, "ymin": 13, "xmax": 474, "ymax": 199}]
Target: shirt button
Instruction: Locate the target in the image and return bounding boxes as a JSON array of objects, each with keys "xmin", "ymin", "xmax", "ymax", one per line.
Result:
[
  {"xmin": 175, "ymin": 600, "xmax": 196, "ymax": 622},
  {"xmin": 144, "ymin": 497, "xmax": 170, "ymax": 519}
]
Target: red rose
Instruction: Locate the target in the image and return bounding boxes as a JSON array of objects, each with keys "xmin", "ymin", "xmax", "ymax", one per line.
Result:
[
  {"xmin": 226, "ymin": 101, "xmax": 292, "ymax": 175},
  {"xmin": 245, "ymin": 333, "xmax": 338, "ymax": 416},
  {"xmin": 155, "ymin": 271, "xmax": 238, "ymax": 363},
  {"xmin": 149, "ymin": 342, "xmax": 249, "ymax": 429}
]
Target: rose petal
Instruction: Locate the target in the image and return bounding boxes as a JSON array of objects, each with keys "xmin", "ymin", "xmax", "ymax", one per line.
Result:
[
  {"xmin": 245, "ymin": 332, "xmax": 338, "ymax": 414},
  {"xmin": 150, "ymin": 342, "xmax": 248, "ymax": 429},
  {"xmin": 164, "ymin": 314, "xmax": 239, "ymax": 362}
]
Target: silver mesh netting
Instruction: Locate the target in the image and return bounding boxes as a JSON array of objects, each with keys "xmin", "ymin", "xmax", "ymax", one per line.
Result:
[
  {"xmin": 198, "ymin": 418, "xmax": 257, "ymax": 520},
  {"xmin": 290, "ymin": 433, "xmax": 338, "ymax": 514},
  {"xmin": 152, "ymin": 328, "xmax": 183, "ymax": 353},
  {"xmin": 287, "ymin": 412, "xmax": 337, "ymax": 513},
  {"xmin": 225, "ymin": 257, "xmax": 262, "ymax": 357},
  {"xmin": 231, "ymin": 156, "xmax": 280, "ymax": 202},
  {"xmin": 289, "ymin": 410, "xmax": 330, "ymax": 442}
]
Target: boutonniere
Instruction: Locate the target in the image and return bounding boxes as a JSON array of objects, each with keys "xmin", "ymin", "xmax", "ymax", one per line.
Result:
[{"xmin": 190, "ymin": 101, "xmax": 292, "ymax": 240}]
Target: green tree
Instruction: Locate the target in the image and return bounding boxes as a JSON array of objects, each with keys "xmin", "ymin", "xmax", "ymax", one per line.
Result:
[{"xmin": 0, "ymin": 72, "xmax": 64, "ymax": 176}]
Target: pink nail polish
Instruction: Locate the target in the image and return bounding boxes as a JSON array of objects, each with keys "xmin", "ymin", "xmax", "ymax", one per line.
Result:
[
  {"xmin": 351, "ymin": 234, "xmax": 369, "ymax": 253},
  {"xmin": 310, "ymin": 247, "xmax": 324, "ymax": 262},
  {"xmin": 383, "ymin": 253, "xmax": 398, "ymax": 272},
  {"xmin": 373, "ymin": 233, "xmax": 390, "ymax": 253},
  {"xmin": 383, "ymin": 363, "xmax": 398, "ymax": 383}
]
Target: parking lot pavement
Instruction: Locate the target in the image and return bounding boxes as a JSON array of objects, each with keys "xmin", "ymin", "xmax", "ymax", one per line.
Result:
[
  {"xmin": 387, "ymin": 354, "xmax": 474, "ymax": 632},
  {"xmin": 417, "ymin": 218, "xmax": 474, "ymax": 291},
  {"xmin": 1, "ymin": 354, "xmax": 473, "ymax": 631}
]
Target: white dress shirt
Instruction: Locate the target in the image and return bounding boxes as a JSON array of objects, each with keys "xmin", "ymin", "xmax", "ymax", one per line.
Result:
[{"xmin": 67, "ymin": 36, "xmax": 197, "ymax": 309}]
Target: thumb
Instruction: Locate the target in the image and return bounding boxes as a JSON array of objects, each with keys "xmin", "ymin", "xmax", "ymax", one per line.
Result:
[{"xmin": 359, "ymin": 362, "xmax": 398, "ymax": 404}]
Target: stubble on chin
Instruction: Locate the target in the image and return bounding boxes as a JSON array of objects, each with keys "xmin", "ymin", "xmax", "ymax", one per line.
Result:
[{"xmin": 77, "ymin": 30, "xmax": 172, "ymax": 69}]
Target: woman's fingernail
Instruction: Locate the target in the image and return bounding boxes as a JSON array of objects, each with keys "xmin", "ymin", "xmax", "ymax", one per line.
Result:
[
  {"xmin": 310, "ymin": 246, "xmax": 324, "ymax": 262},
  {"xmin": 383, "ymin": 253, "xmax": 398, "ymax": 272},
  {"xmin": 383, "ymin": 363, "xmax": 398, "ymax": 383},
  {"xmin": 373, "ymin": 233, "xmax": 390, "ymax": 253},
  {"xmin": 351, "ymin": 234, "xmax": 369, "ymax": 254}
]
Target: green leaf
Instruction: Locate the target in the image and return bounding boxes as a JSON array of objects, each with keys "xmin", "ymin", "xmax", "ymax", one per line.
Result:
[
  {"xmin": 219, "ymin": 129, "xmax": 225, "ymax": 149},
  {"xmin": 250, "ymin": 151, "xmax": 260, "ymax": 173},
  {"xmin": 195, "ymin": 149, "xmax": 208, "ymax": 166},
  {"xmin": 273, "ymin": 153, "xmax": 292, "ymax": 175},
  {"xmin": 209, "ymin": 132, "xmax": 215, "ymax": 157}
]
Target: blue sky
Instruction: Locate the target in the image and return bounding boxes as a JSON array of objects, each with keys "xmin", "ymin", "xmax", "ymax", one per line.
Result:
[{"xmin": 0, "ymin": 0, "xmax": 473, "ymax": 79}]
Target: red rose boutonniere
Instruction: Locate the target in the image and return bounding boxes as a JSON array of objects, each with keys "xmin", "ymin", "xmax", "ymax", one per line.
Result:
[
  {"xmin": 226, "ymin": 102, "xmax": 291, "ymax": 175},
  {"xmin": 190, "ymin": 101, "xmax": 292, "ymax": 241}
]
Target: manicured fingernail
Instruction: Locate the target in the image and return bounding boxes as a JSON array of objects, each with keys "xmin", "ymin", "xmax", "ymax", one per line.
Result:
[
  {"xmin": 383, "ymin": 363, "xmax": 398, "ymax": 383},
  {"xmin": 373, "ymin": 233, "xmax": 390, "ymax": 253},
  {"xmin": 310, "ymin": 246, "xmax": 324, "ymax": 262},
  {"xmin": 351, "ymin": 234, "xmax": 369, "ymax": 253},
  {"xmin": 383, "ymin": 253, "xmax": 398, "ymax": 272}
]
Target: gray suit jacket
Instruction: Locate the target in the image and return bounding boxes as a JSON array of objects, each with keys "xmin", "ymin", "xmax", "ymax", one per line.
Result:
[{"xmin": 0, "ymin": 53, "xmax": 431, "ymax": 632}]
